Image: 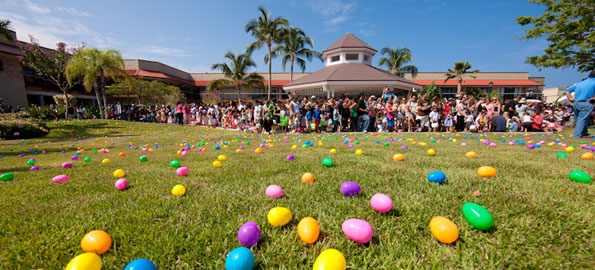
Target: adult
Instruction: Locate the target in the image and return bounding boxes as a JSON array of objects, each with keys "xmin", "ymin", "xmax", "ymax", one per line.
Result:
[
  {"xmin": 565, "ymin": 71, "xmax": 595, "ymax": 138},
  {"xmin": 356, "ymin": 93, "xmax": 370, "ymax": 132},
  {"xmin": 491, "ymin": 111, "xmax": 507, "ymax": 132}
]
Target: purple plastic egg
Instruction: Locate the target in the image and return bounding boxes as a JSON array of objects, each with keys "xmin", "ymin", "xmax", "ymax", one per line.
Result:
[
  {"xmin": 61, "ymin": 162, "xmax": 73, "ymax": 169},
  {"xmin": 340, "ymin": 181, "xmax": 361, "ymax": 196},
  {"xmin": 526, "ymin": 144, "xmax": 535, "ymax": 149},
  {"xmin": 239, "ymin": 146, "xmax": 244, "ymax": 150},
  {"xmin": 71, "ymin": 156, "xmax": 79, "ymax": 160},
  {"xmin": 401, "ymin": 145, "xmax": 408, "ymax": 150},
  {"xmin": 30, "ymin": 166, "xmax": 39, "ymax": 171},
  {"xmin": 286, "ymin": 154, "xmax": 295, "ymax": 161},
  {"xmin": 237, "ymin": 221, "xmax": 261, "ymax": 247}
]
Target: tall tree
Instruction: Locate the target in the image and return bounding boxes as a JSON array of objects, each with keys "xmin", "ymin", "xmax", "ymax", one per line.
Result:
[
  {"xmin": 208, "ymin": 51, "xmax": 264, "ymax": 102},
  {"xmin": 271, "ymin": 26, "xmax": 321, "ymax": 82},
  {"xmin": 420, "ymin": 81, "xmax": 442, "ymax": 100},
  {"xmin": 20, "ymin": 38, "xmax": 77, "ymax": 119},
  {"xmin": 0, "ymin": 19, "xmax": 14, "ymax": 42},
  {"xmin": 245, "ymin": 6, "xmax": 288, "ymax": 100},
  {"xmin": 516, "ymin": 0, "xmax": 594, "ymax": 72},
  {"xmin": 65, "ymin": 48, "xmax": 127, "ymax": 119},
  {"xmin": 107, "ymin": 78, "xmax": 183, "ymax": 106},
  {"xmin": 378, "ymin": 47, "xmax": 418, "ymax": 78},
  {"xmin": 444, "ymin": 62, "xmax": 479, "ymax": 94}
]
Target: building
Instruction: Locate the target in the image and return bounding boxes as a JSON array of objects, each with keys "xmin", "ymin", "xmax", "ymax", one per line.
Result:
[
  {"xmin": 542, "ymin": 86, "xmax": 568, "ymax": 103},
  {"xmin": 283, "ymin": 33, "xmax": 421, "ymax": 98},
  {"xmin": 1, "ymin": 30, "xmax": 547, "ymax": 109}
]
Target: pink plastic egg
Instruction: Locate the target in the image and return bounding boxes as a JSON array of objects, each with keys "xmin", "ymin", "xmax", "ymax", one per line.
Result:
[
  {"xmin": 342, "ymin": 218, "xmax": 373, "ymax": 244},
  {"xmin": 265, "ymin": 185, "xmax": 283, "ymax": 198},
  {"xmin": 176, "ymin": 167, "xmax": 189, "ymax": 176},
  {"xmin": 460, "ymin": 143, "xmax": 467, "ymax": 146},
  {"xmin": 181, "ymin": 151, "xmax": 188, "ymax": 157},
  {"xmin": 61, "ymin": 162, "xmax": 73, "ymax": 169},
  {"xmin": 52, "ymin": 175, "xmax": 69, "ymax": 183},
  {"xmin": 370, "ymin": 193, "xmax": 393, "ymax": 212},
  {"xmin": 115, "ymin": 178, "xmax": 128, "ymax": 190}
]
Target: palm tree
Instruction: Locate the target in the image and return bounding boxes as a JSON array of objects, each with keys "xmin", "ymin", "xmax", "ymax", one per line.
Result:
[
  {"xmin": 245, "ymin": 6, "xmax": 288, "ymax": 101},
  {"xmin": 271, "ymin": 26, "xmax": 321, "ymax": 82},
  {"xmin": 378, "ymin": 47, "xmax": 418, "ymax": 78},
  {"xmin": 444, "ymin": 61, "xmax": 479, "ymax": 94},
  {"xmin": 208, "ymin": 51, "xmax": 264, "ymax": 102},
  {"xmin": 0, "ymin": 19, "xmax": 15, "ymax": 42},
  {"xmin": 65, "ymin": 48, "xmax": 127, "ymax": 119}
]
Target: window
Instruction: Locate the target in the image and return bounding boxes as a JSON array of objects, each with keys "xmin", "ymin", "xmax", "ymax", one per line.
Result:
[
  {"xmin": 441, "ymin": 87, "xmax": 457, "ymax": 98},
  {"xmin": 331, "ymin": 55, "xmax": 340, "ymax": 62},
  {"xmin": 363, "ymin": 55, "xmax": 370, "ymax": 62},
  {"xmin": 503, "ymin": 87, "xmax": 515, "ymax": 100},
  {"xmin": 0, "ymin": 60, "xmax": 4, "ymax": 72},
  {"xmin": 346, "ymin": 53, "xmax": 358, "ymax": 60}
]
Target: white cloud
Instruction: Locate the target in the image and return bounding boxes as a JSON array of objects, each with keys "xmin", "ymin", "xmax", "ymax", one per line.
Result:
[
  {"xmin": 24, "ymin": 0, "xmax": 51, "ymax": 14},
  {"xmin": 55, "ymin": 7, "xmax": 91, "ymax": 17},
  {"xmin": 306, "ymin": 0, "xmax": 356, "ymax": 30},
  {"xmin": 138, "ymin": 46, "xmax": 191, "ymax": 57}
]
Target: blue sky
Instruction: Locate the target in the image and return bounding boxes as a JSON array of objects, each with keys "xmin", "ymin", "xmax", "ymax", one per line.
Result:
[{"xmin": 0, "ymin": 0, "xmax": 588, "ymax": 87}]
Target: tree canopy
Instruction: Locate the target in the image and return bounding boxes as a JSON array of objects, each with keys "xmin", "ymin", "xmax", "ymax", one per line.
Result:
[
  {"xmin": 107, "ymin": 78, "xmax": 184, "ymax": 106},
  {"xmin": 378, "ymin": 47, "xmax": 418, "ymax": 78},
  {"xmin": 516, "ymin": 0, "xmax": 594, "ymax": 72}
]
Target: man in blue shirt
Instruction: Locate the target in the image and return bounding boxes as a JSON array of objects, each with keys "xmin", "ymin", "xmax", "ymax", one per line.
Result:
[{"xmin": 565, "ymin": 71, "xmax": 595, "ymax": 138}]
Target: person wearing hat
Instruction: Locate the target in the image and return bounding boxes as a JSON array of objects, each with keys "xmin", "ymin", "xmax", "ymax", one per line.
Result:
[
  {"xmin": 565, "ymin": 71, "xmax": 595, "ymax": 138},
  {"xmin": 515, "ymin": 98, "xmax": 527, "ymax": 117}
]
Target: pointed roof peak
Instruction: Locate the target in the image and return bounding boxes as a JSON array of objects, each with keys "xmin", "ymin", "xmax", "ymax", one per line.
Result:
[{"xmin": 322, "ymin": 33, "xmax": 377, "ymax": 58}]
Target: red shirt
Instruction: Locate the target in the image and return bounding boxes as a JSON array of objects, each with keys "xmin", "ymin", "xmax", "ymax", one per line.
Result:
[
  {"xmin": 531, "ymin": 115, "xmax": 543, "ymax": 130},
  {"xmin": 443, "ymin": 104, "xmax": 451, "ymax": 115},
  {"xmin": 183, "ymin": 105, "xmax": 190, "ymax": 114},
  {"xmin": 176, "ymin": 105, "xmax": 182, "ymax": 113}
]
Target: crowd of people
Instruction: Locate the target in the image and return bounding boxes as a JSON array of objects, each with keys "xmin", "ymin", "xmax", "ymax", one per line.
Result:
[{"xmin": 102, "ymin": 89, "xmax": 586, "ymax": 135}]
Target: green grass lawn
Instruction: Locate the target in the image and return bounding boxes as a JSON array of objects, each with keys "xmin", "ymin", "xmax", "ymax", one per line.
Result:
[{"xmin": 0, "ymin": 120, "xmax": 593, "ymax": 269}]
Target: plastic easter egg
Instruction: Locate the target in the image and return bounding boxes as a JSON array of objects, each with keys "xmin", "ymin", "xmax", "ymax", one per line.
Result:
[
  {"xmin": 81, "ymin": 230, "xmax": 112, "ymax": 254},
  {"xmin": 342, "ymin": 218, "xmax": 373, "ymax": 244},
  {"xmin": 291, "ymin": 145, "xmax": 298, "ymax": 150},
  {"xmin": 569, "ymin": 170, "xmax": 592, "ymax": 183},
  {"xmin": 214, "ymin": 145, "xmax": 220, "ymax": 150},
  {"xmin": 322, "ymin": 158, "xmax": 333, "ymax": 167},
  {"xmin": 84, "ymin": 157, "xmax": 91, "ymax": 162},
  {"xmin": 0, "ymin": 172, "xmax": 15, "ymax": 181},
  {"xmin": 30, "ymin": 166, "xmax": 39, "ymax": 171},
  {"xmin": 171, "ymin": 184, "xmax": 186, "ymax": 196},
  {"xmin": 429, "ymin": 216, "xmax": 459, "ymax": 244},
  {"xmin": 370, "ymin": 193, "xmax": 393, "ymax": 212},
  {"xmin": 286, "ymin": 154, "xmax": 295, "ymax": 161},
  {"xmin": 401, "ymin": 145, "xmax": 408, "ymax": 150},
  {"xmin": 297, "ymin": 217, "xmax": 320, "ymax": 244},
  {"xmin": 565, "ymin": 146, "xmax": 575, "ymax": 152},
  {"xmin": 71, "ymin": 156, "xmax": 79, "ymax": 161},
  {"xmin": 392, "ymin": 153, "xmax": 404, "ymax": 161},
  {"xmin": 427, "ymin": 171, "xmax": 446, "ymax": 184},
  {"xmin": 139, "ymin": 156, "xmax": 148, "ymax": 162},
  {"xmin": 213, "ymin": 160, "xmax": 222, "ymax": 168},
  {"xmin": 465, "ymin": 151, "xmax": 477, "ymax": 158},
  {"xmin": 355, "ymin": 149, "xmax": 363, "ymax": 155},
  {"xmin": 176, "ymin": 167, "xmax": 189, "ymax": 176},
  {"xmin": 556, "ymin": 152, "xmax": 568, "ymax": 158},
  {"xmin": 236, "ymin": 149, "xmax": 243, "ymax": 153},
  {"xmin": 265, "ymin": 185, "xmax": 283, "ymax": 198},
  {"xmin": 267, "ymin": 207, "xmax": 292, "ymax": 226},
  {"xmin": 124, "ymin": 258, "xmax": 157, "ymax": 270},
  {"xmin": 115, "ymin": 178, "xmax": 128, "ymax": 190},
  {"xmin": 113, "ymin": 169, "xmax": 125, "ymax": 178},
  {"xmin": 218, "ymin": 155, "xmax": 227, "ymax": 161},
  {"xmin": 62, "ymin": 162, "xmax": 73, "ymax": 169},
  {"xmin": 330, "ymin": 148, "xmax": 337, "ymax": 154},
  {"xmin": 52, "ymin": 174, "xmax": 69, "ymax": 183},
  {"xmin": 477, "ymin": 166, "xmax": 497, "ymax": 178},
  {"xmin": 581, "ymin": 152, "xmax": 594, "ymax": 160},
  {"xmin": 65, "ymin": 252, "xmax": 102, "ymax": 270},
  {"xmin": 462, "ymin": 202, "xmax": 494, "ymax": 230},
  {"xmin": 427, "ymin": 149, "xmax": 436, "ymax": 156},
  {"xmin": 340, "ymin": 181, "xmax": 361, "ymax": 196},
  {"xmin": 313, "ymin": 249, "xmax": 346, "ymax": 270},
  {"xmin": 255, "ymin": 148, "xmax": 262, "ymax": 154},
  {"xmin": 225, "ymin": 247, "xmax": 255, "ymax": 270},
  {"xmin": 302, "ymin": 172, "xmax": 314, "ymax": 183},
  {"xmin": 181, "ymin": 151, "xmax": 188, "ymax": 157},
  {"xmin": 170, "ymin": 160, "xmax": 181, "ymax": 168},
  {"xmin": 237, "ymin": 221, "xmax": 261, "ymax": 247},
  {"xmin": 26, "ymin": 159, "xmax": 36, "ymax": 166},
  {"xmin": 101, "ymin": 158, "xmax": 110, "ymax": 164}
]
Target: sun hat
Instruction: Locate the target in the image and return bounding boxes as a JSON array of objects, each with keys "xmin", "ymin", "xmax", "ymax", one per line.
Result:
[{"xmin": 518, "ymin": 98, "xmax": 527, "ymax": 104}]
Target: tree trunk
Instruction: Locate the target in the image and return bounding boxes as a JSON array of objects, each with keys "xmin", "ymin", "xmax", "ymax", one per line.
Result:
[
  {"xmin": 93, "ymin": 81, "xmax": 104, "ymax": 119},
  {"xmin": 267, "ymin": 43, "xmax": 272, "ymax": 101},
  {"xmin": 62, "ymin": 90, "xmax": 69, "ymax": 120},
  {"xmin": 237, "ymin": 85, "xmax": 241, "ymax": 103},
  {"xmin": 290, "ymin": 56, "xmax": 294, "ymax": 82},
  {"xmin": 457, "ymin": 79, "xmax": 462, "ymax": 94},
  {"xmin": 100, "ymin": 74, "xmax": 108, "ymax": 118}
]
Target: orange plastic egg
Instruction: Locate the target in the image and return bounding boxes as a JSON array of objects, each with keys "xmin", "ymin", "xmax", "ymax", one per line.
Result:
[
  {"xmin": 429, "ymin": 216, "xmax": 458, "ymax": 244},
  {"xmin": 255, "ymin": 148, "xmax": 262, "ymax": 154},
  {"xmin": 392, "ymin": 154, "xmax": 404, "ymax": 161},
  {"xmin": 81, "ymin": 230, "xmax": 112, "ymax": 254},
  {"xmin": 302, "ymin": 172, "xmax": 314, "ymax": 183},
  {"xmin": 297, "ymin": 217, "xmax": 320, "ymax": 244},
  {"xmin": 465, "ymin": 151, "xmax": 477, "ymax": 158},
  {"xmin": 477, "ymin": 166, "xmax": 497, "ymax": 178},
  {"xmin": 581, "ymin": 152, "xmax": 594, "ymax": 160}
]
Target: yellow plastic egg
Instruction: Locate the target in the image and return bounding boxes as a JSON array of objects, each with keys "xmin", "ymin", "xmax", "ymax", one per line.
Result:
[
  {"xmin": 477, "ymin": 166, "xmax": 497, "ymax": 178},
  {"xmin": 213, "ymin": 161, "xmax": 222, "ymax": 168},
  {"xmin": 427, "ymin": 149, "xmax": 436, "ymax": 156},
  {"xmin": 291, "ymin": 145, "xmax": 298, "ymax": 150},
  {"xmin": 113, "ymin": 169, "xmax": 125, "ymax": 178},
  {"xmin": 429, "ymin": 216, "xmax": 459, "ymax": 244},
  {"xmin": 171, "ymin": 184, "xmax": 186, "ymax": 196},
  {"xmin": 218, "ymin": 155, "xmax": 227, "ymax": 161},
  {"xmin": 101, "ymin": 158, "xmax": 110, "ymax": 164},
  {"xmin": 565, "ymin": 146, "xmax": 575, "ymax": 152},
  {"xmin": 313, "ymin": 249, "xmax": 346, "ymax": 270},
  {"xmin": 255, "ymin": 148, "xmax": 262, "ymax": 154},
  {"xmin": 329, "ymin": 149, "xmax": 337, "ymax": 154},
  {"xmin": 267, "ymin": 207, "xmax": 292, "ymax": 227},
  {"xmin": 65, "ymin": 253, "xmax": 102, "ymax": 270},
  {"xmin": 355, "ymin": 149, "xmax": 363, "ymax": 155}
]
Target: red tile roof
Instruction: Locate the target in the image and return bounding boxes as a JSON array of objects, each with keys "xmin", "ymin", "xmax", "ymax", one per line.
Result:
[
  {"xmin": 284, "ymin": 63, "xmax": 419, "ymax": 87},
  {"xmin": 412, "ymin": 79, "xmax": 544, "ymax": 87},
  {"xmin": 322, "ymin": 33, "xmax": 377, "ymax": 58},
  {"xmin": 126, "ymin": 69, "xmax": 195, "ymax": 86},
  {"xmin": 194, "ymin": 80, "xmax": 291, "ymax": 87}
]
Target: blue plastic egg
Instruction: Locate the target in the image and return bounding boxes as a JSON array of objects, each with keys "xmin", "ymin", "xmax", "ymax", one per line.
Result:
[
  {"xmin": 225, "ymin": 247, "xmax": 254, "ymax": 270},
  {"xmin": 124, "ymin": 258, "xmax": 157, "ymax": 270},
  {"xmin": 427, "ymin": 171, "xmax": 446, "ymax": 184}
]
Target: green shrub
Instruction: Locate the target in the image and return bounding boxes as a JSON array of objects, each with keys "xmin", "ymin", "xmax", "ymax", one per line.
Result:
[{"xmin": 0, "ymin": 120, "xmax": 50, "ymax": 139}]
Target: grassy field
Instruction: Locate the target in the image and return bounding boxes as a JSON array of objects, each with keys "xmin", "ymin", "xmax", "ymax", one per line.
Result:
[{"xmin": 0, "ymin": 120, "xmax": 593, "ymax": 269}]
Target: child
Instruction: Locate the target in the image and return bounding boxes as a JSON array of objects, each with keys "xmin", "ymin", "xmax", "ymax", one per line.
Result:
[
  {"xmin": 509, "ymin": 117, "xmax": 519, "ymax": 132},
  {"xmin": 429, "ymin": 107, "xmax": 439, "ymax": 132},
  {"xmin": 313, "ymin": 105, "xmax": 321, "ymax": 133},
  {"xmin": 444, "ymin": 114, "xmax": 453, "ymax": 132},
  {"xmin": 376, "ymin": 117, "xmax": 384, "ymax": 132},
  {"xmin": 521, "ymin": 112, "xmax": 532, "ymax": 132}
]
